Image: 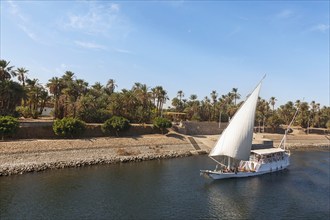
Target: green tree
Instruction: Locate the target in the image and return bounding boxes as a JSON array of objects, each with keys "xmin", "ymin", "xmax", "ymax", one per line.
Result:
[
  {"xmin": 53, "ymin": 117, "xmax": 86, "ymax": 138},
  {"xmin": 0, "ymin": 60, "xmax": 16, "ymax": 81},
  {"xmin": 102, "ymin": 116, "xmax": 130, "ymax": 136},
  {"xmin": 177, "ymin": 90, "xmax": 184, "ymax": 111},
  {"xmin": 267, "ymin": 112, "xmax": 283, "ymax": 132},
  {"xmin": 210, "ymin": 90, "xmax": 218, "ymax": 121},
  {"xmin": 269, "ymin": 97, "xmax": 277, "ymax": 113},
  {"xmin": 278, "ymin": 101, "xmax": 296, "ymax": 125},
  {"xmin": 0, "ymin": 80, "xmax": 25, "ymax": 116},
  {"xmin": 0, "ymin": 116, "xmax": 19, "ymax": 140},
  {"xmin": 153, "ymin": 117, "xmax": 172, "ymax": 134},
  {"xmin": 152, "ymin": 86, "xmax": 168, "ymax": 117},
  {"xmin": 47, "ymin": 77, "xmax": 63, "ymax": 118},
  {"xmin": 16, "ymin": 67, "xmax": 29, "ymax": 106},
  {"xmin": 78, "ymin": 82, "xmax": 110, "ymax": 123},
  {"xmin": 16, "ymin": 67, "xmax": 29, "ymax": 88},
  {"xmin": 296, "ymin": 102, "xmax": 310, "ymax": 128},
  {"xmin": 231, "ymin": 88, "xmax": 241, "ymax": 106}
]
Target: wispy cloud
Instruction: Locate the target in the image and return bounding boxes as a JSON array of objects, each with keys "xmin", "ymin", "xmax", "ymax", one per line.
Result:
[
  {"xmin": 276, "ymin": 9, "xmax": 294, "ymax": 19},
  {"xmin": 227, "ymin": 26, "xmax": 241, "ymax": 37},
  {"xmin": 115, "ymin": 48, "xmax": 133, "ymax": 54},
  {"xmin": 64, "ymin": 2, "xmax": 131, "ymax": 38},
  {"xmin": 74, "ymin": 41, "xmax": 107, "ymax": 50},
  {"xmin": 7, "ymin": 1, "xmax": 39, "ymax": 42},
  {"xmin": 7, "ymin": 0, "xmax": 27, "ymax": 22},
  {"xmin": 311, "ymin": 24, "xmax": 329, "ymax": 32},
  {"xmin": 54, "ymin": 63, "xmax": 79, "ymax": 75},
  {"xmin": 18, "ymin": 24, "xmax": 39, "ymax": 41}
]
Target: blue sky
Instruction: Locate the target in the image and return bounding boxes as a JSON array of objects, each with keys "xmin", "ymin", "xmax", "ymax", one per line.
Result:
[{"xmin": 1, "ymin": 0, "xmax": 329, "ymax": 108}]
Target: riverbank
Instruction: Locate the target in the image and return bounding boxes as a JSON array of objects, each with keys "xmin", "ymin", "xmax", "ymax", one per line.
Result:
[
  {"xmin": 0, "ymin": 133, "xmax": 202, "ymax": 176},
  {"xmin": 0, "ymin": 132, "xmax": 328, "ymax": 176}
]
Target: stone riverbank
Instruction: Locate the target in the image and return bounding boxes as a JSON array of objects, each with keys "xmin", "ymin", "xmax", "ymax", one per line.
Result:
[
  {"xmin": 0, "ymin": 132, "xmax": 328, "ymax": 176},
  {"xmin": 0, "ymin": 133, "xmax": 205, "ymax": 176}
]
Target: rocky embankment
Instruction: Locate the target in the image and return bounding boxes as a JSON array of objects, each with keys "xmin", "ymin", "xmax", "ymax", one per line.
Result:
[
  {"xmin": 0, "ymin": 133, "xmax": 203, "ymax": 176},
  {"xmin": 0, "ymin": 132, "xmax": 328, "ymax": 176}
]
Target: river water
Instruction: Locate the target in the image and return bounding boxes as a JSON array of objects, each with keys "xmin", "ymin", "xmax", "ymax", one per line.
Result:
[{"xmin": 0, "ymin": 150, "xmax": 329, "ymax": 219}]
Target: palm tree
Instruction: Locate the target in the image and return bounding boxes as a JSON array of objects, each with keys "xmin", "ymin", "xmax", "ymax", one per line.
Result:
[
  {"xmin": 39, "ymin": 88, "xmax": 50, "ymax": 115},
  {"xmin": 132, "ymin": 83, "xmax": 151, "ymax": 123},
  {"xmin": 92, "ymin": 82, "xmax": 103, "ymax": 91},
  {"xmin": 0, "ymin": 60, "xmax": 16, "ymax": 81},
  {"xmin": 269, "ymin": 97, "xmax": 277, "ymax": 113},
  {"xmin": 105, "ymin": 79, "xmax": 117, "ymax": 95},
  {"xmin": 47, "ymin": 77, "xmax": 63, "ymax": 118},
  {"xmin": 177, "ymin": 90, "xmax": 184, "ymax": 102},
  {"xmin": 278, "ymin": 101, "xmax": 295, "ymax": 125},
  {"xmin": 65, "ymin": 79, "xmax": 88, "ymax": 118},
  {"xmin": 26, "ymin": 78, "xmax": 41, "ymax": 118},
  {"xmin": 231, "ymin": 88, "xmax": 241, "ymax": 105},
  {"xmin": 152, "ymin": 86, "xmax": 168, "ymax": 116},
  {"xmin": 295, "ymin": 100, "xmax": 301, "ymax": 109},
  {"xmin": 16, "ymin": 67, "xmax": 29, "ymax": 106},
  {"xmin": 210, "ymin": 90, "xmax": 218, "ymax": 121},
  {"xmin": 0, "ymin": 80, "xmax": 25, "ymax": 115},
  {"xmin": 16, "ymin": 67, "xmax": 29, "ymax": 87},
  {"xmin": 171, "ymin": 97, "xmax": 180, "ymax": 111},
  {"xmin": 201, "ymin": 96, "xmax": 211, "ymax": 121},
  {"xmin": 177, "ymin": 90, "xmax": 184, "ymax": 112},
  {"xmin": 62, "ymin": 71, "xmax": 75, "ymax": 81}
]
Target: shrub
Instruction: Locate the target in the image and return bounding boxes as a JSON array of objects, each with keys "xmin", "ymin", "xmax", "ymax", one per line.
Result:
[
  {"xmin": 102, "ymin": 116, "xmax": 130, "ymax": 136},
  {"xmin": 326, "ymin": 120, "xmax": 330, "ymax": 130},
  {"xmin": 78, "ymin": 109, "xmax": 111, "ymax": 123},
  {"xmin": 0, "ymin": 116, "xmax": 19, "ymax": 140},
  {"xmin": 53, "ymin": 117, "xmax": 86, "ymax": 138},
  {"xmin": 153, "ymin": 117, "xmax": 172, "ymax": 134},
  {"xmin": 16, "ymin": 106, "xmax": 31, "ymax": 118}
]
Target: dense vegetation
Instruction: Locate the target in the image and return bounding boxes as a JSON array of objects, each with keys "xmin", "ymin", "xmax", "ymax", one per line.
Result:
[
  {"xmin": 1, "ymin": 59, "xmax": 329, "ymax": 130},
  {"xmin": 153, "ymin": 117, "xmax": 172, "ymax": 134},
  {"xmin": 102, "ymin": 116, "xmax": 130, "ymax": 136},
  {"xmin": 53, "ymin": 117, "xmax": 86, "ymax": 138},
  {"xmin": 0, "ymin": 116, "xmax": 19, "ymax": 140}
]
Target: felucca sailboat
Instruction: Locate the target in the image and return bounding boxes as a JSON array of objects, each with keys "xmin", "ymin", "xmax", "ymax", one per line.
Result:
[{"xmin": 200, "ymin": 77, "xmax": 295, "ymax": 180}]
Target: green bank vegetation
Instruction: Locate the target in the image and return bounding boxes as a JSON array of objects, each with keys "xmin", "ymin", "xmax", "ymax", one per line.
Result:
[
  {"xmin": 1, "ymin": 59, "xmax": 329, "ymax": 132},
  {"xmin": 53, "ymin": 117, "xmax": 86, "ymax": 138},
  {"xmin": 0, "ymin": 116, "xmax": 19, "ymax": 140},
  {"xmin": 102, "ymin": 116, "xmax": 130, "ymax": 136},
  {"xmin": 153, "ymin": 117, "xmax": 172, "ymax": 134}
]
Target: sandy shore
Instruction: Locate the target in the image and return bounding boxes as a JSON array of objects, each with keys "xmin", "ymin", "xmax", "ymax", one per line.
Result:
[{"xmin": 0, "ymin": 132, "xmax": 328, "ymax": 176}]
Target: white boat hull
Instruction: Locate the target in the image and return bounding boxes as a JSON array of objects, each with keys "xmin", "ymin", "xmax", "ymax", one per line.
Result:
[{"xmin": 201, "ymin": 158, "xmax": 290, "ymax": 180}]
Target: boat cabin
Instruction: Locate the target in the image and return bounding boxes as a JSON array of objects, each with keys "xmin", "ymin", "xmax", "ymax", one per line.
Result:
[{"xmin": 250, "ymin": 148, "xmax": 286, "ymax": 164}]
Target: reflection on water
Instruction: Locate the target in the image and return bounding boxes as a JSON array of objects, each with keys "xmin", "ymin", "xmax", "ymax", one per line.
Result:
[{"xmin": 0, "ymin": 150, "xmax": 329, "ymax": 219}]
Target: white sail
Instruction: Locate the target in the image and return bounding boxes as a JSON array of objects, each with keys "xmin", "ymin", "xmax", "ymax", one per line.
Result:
[{"xmin": 209, "ymin": 82, "xmax": 262, "ymax": 161}]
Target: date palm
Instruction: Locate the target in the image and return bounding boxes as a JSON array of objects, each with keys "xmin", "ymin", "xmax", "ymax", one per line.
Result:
[
  {"xmin": 0, "ymin": 60, "xmax": 16, "ymax": 81},
  {"xmin": 16, "ymin": 67, "xmax": 29, "ymax": 87},
  {"xmin": 26, "ymin": 78, "xmax": 41, "ymax": 117},
  {"xmin": 177, "ymin": 90, "xmax": 184, "ymax": 112},
  {"xmin": 177, "ymin": 90, "xmax": 184, "ymax": 101},
  {"xmin": 210, "ymin": 90, "xmax": 218, "ymax": 121},
  {"xmin": 0, "ymin": 80, "xmax": 25, "ymax": 115},
  {"xmin": 231, "ymin": 88, "xmax": 241, "ymax": 106},
  {"xmin": 47, "ymin": 77, "xmax": 63, "ymax": 118},
  {"xmin": 105, "ymin": 79, "xmax": 117, "ymax": 95},
  {"xmin": 132, "ymin": 83, "xmax": 151, "ymax": 122},
  {"xmin": 16, "ymin": 67, "xmax": 29, "ymax": 106},
  {"xmin": 152, "ymin": 86, "xmax": 168, "ymax": 116},
  {"xmin": 269, "ymin": 97, "xmax": 277, "ymax": 113}
]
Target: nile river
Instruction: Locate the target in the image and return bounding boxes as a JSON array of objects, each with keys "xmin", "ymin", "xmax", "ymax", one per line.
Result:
[{"xmin": 0, "ymin": 150, "xmax": 329, "ymax": 219}]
